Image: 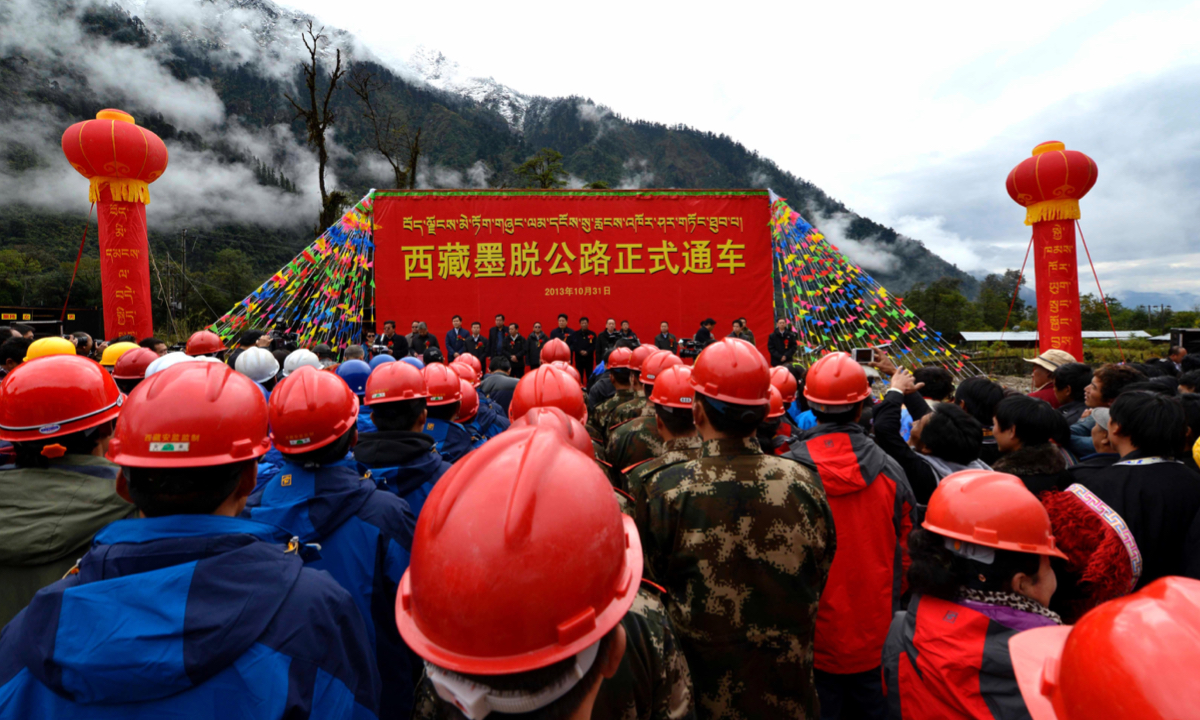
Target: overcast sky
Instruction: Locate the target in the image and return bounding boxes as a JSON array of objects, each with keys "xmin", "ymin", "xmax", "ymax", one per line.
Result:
[{"xmin": 280, "ymin": 0, "xmax": 1200, "ymax": 305}]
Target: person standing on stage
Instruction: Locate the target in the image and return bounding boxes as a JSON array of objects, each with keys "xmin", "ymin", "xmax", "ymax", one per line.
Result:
[
  {"xmin": 551, "ymin": 313, "xmax": 574, "ymax": 343},
  {"xmin": 572, "ymin": 317, "xmax": 598, "ymax": 379},
  {"xmin": 526, "ymin": 322, "xmax": 549, "ymax": 371},
  {"xmin": 654, "ymin": 321, "xmax": 678, "ymax": 353},
  {"xmin": 487, "ymin": 314, "xmax": 507, "ymax": 370},
  {"xmin": 503, "ymin": 322, "xmax": 527, "ymax": 377},
  {"xmin": 444, "ymin": 315, "xmax": 469, "ymax": 361},
  {"xmin": 769, "ymin": 318, "xmax": 798, "ymax": 366}
]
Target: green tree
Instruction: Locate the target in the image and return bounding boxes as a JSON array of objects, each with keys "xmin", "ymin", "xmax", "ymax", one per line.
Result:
[
  {"xmin": 0, "ymin": 249, "xmax": 42, "ymax": 305},
  {"xmin": 515, "ymin": 148, "xmax": 567, "ymax": 189},
  {"xmin": 903, "ymin": 276, "xmax": 976, "ymax": 336},
  {"xmin": 976, "ymin": 269, "xmax": 1026, "ymax": 330}
]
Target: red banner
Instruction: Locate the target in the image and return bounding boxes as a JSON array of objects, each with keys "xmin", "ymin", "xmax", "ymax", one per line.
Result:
[
  {"xmin": 373, "ymin": 190, "xmax": 773, "ymax": 356},
  {"xmin": 97, "ymin": 190, "xmax": 154, "ymax": 341},
  {"xmin": 1033, "ymin": 219, "xmax": 1083, "ymax": 361}
]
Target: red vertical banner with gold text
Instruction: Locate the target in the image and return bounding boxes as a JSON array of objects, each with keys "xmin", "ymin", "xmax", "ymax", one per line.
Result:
[
  {"xmin": 1032, "ymin": 219, "xmax": 1083, "ymax": 361},
  {"xmin": 97, "ymin": 188, "xmax": 154, "ymax": 341},
  {"xmin": 373, "ymin": 190, "xmax": 774, "ymax": 356}
]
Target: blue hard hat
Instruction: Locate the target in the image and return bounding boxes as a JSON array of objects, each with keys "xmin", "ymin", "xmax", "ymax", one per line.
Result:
[
  {"xmin": 370, "ymin": 354, "xmax": 396, "ymax": 370},
  {"xmin": 336, "ymin": 359, "xmax": 372, "ymax": 396},
  {"xmin": 400, "ymin": 356, "xmax": 425, "ymax": 370}
]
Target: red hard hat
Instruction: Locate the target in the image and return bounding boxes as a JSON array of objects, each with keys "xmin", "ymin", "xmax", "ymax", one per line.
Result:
[
  {"xmin": 268, "ymin": 366, "xmax": 358, "ymax": 455},
  {"xmin": 395, "ymin": 426, "xmax": 641, "ymax": 674},
  {"xmin": 185, "ymin": 330, "xmax": 226, "ymax": 357},
  {"xmin": 455, "ymin": 380, "xmax": 479, "ymax": 423},
  {"xmin": 458, "ymin": 353, "xmax": 483, "ymax": 376},
  {"xmin": 509, "ymin": 365, "xmax": 587, "ymax": 423},
  {"xmin": 767, "ymin": 386, "xmax": 785, "ymax": 419},
  {"xmin": 689, "ymin": 337, "xmax": 770, "ymax": 405},
  {"xmin": 366, "ymin": 361, "xmax": 429, "ymax": 405},
  {"xmin": 510, "ymin": 406, "xmax": 595, "ymax": 459},
  {"xmin": 649, "ymin": 365, "xmax": 694, "ymax": 409},
  {"xmin": 1010, "ymin": 576, "xmax": 1200, "ymax": 720},
  {"xmin": 803, "ymin": 351, "xmax": 870, "ymax": 409},
  {"xmin": 106, "ymin": 362, "xmax": 270, "ymax": 468},
  {"xmin": 549, "ymin": 360, "xmax": 582, "ymax": 387},
  {"xmin": 924, "ymin": 470, "xmax": 1068, "ymax": 559},
  {"xmin": 423, "ymin": 364, "xmax": 463, "ymax": 406},
  {"xmin": 607, "ymin": 347, "xmax": 634, "ymax": 370},
  {"xmin": 113, "ymin": 347, "xmax": 160, "ymax": 381},
  {"xmin": 0, "ymin": 355, "xmax": 124, "ymax": 442},
  {"xmin": 770, "ymin": 366, "xmax": 799, "ymax": 404},
  {"xmin": 540, "ymin": 338, "xmax": 571, "ymax": 364},
  {"xmin": 449, "ymin": 361, "xmax": 480, "ymax": 387},
  {"xmin": 629, "ymin": 345, "xmax": 657, "ymax": 372},
  {"xmin": 640, "ymin": 350, "xmax": 682, "ymax": 384}
]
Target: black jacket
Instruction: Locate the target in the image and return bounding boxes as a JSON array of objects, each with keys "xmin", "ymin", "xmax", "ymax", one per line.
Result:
[
  {"xmin": 596, "ymin": 331, "xmax": 622, "ymax": 362},
  {"xmin": 526, "ymin": 333, "xmax": 548, "ymax": 368},
  {"xmin": 992, "ymin": 443, "xmax": 1073, "ymax": 496},
  {"xmin": 571, "ymin": 329, "xmax": 596, "ymax": 363},
  {"xmin": 1081, "ymin": 450, "xmax": 1200, "ymax": 588},
  {"xmin": 550, "ymin": 327, "xmax": 574, "ymax": 343},
  {"xmin": 1059, "ymin": 400, "xmax": 1087, "ymax": 426},
  {"xmin": 487, "ymin": 326, "xmax": 507, "ymax": 357},
  {"xmin": 694, "ymin": 326, "xmax": 714, "ymax": 347},
  {"xmin": 1065, "ymin": 453, "xmax": 1119, "ymax": 486},
  {"xmin": 502, "ymin": 333, "xmax": 526, "ymax": 365},
  {"xmin": 464, "ymin": 334, "xmax": 488, "ymax": 365},
  {"xmin": 382, "ymin": 332, "xmax": 409, "ymax": 358},
  {"xmin": 653, "ymin": 333, "xmax": 677, "ymax": 352},
  {"xmin": 410, "ymin": 333, "xmax": 439, "ymax": 357},
  {"xmin": 872, "ymin": 391, "xmax": 938, "ymax": 504},
  {"xmin": 768, "ymin": 329, "xmax": 798, "ymax": 366}
]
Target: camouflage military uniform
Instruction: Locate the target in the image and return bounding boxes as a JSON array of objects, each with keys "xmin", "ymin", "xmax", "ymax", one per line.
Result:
[
  {"xmin": 639, "ymin": 437, "xmax": 836, "ymax": 719},
  {"xmin": 591, "ymin": 387, "xmax": 636, "ymax": 444},
  {"xmin": 625, "ymin": 435, "xmax": 704, "ymax": 522},
  {"xmin": 610, "ymin": 393, "xmax": 650, "ymax": 428},
  {"xmin": 608, "ymin": 415, "xmax": 667, "ymax": 489},
  {"xmin": 412, "ymin": 586, "xmax": 697, "ymax": 720}
]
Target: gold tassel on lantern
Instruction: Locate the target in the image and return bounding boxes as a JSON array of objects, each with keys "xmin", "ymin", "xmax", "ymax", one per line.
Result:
[
  {"xmin": 1024, "ymin": 198, "xmax": 1080, "ymax": 226},
  {"xmin": 89, "ymin": 177, "xmax": 151, "ymax": 205}
]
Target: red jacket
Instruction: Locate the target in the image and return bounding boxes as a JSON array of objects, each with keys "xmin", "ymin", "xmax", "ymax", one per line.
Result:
[
  {"xmin": 883, "ymin": 594, "xmax": 1058, "ymax": 719},
  {"xmin": 786, "ymin": 424, "xmax": 915, "ymax": 673},
  {"xmin": 1028, "ymin": 384, "xmax": 1061, "ymax": 409}
]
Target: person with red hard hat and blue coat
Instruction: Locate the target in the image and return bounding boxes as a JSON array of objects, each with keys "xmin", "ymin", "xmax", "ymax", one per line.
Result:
[
  {"xmin": 337, "ymin": 358, "xmax": 375, "ymax": 434},
  {"xmin": 420, "ymin": 363, "xmax": 478, "ymax": 463},
  {"xmin": 244, "ymin": 365, "xmax": 418, "ymax": 719},
  {"xmin": 0, "ymin": 361, "xmax": 380, "ymax": 719}
]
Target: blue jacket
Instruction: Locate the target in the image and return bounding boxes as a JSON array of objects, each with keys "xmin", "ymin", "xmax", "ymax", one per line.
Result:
[
  {"xmin": 0, "ymin": 515, "xmax": 378, "ymax": 719},
  {"xmin": 256, "ymin": 445, "xmax": 285, "ymax": 492},
  {"xmin": 244, "ymin": 456, "xmax": 416, "ymax": 720},
  {"xmin": 356, "ymin": 408, "xmax": 377, "ymax": 436},
  {"xmin": 423, "ymin": 417, "xmax": 477, "ymax": 463},
  {"xmin": 353, "ymin": 431, "xmax": 450, "ymax": 518},
  {"xmin": 444, "ymin": 328, "xmax": 469, "ymax": 358},
  {"xmin": 475, "ymin": 396, "xmax": 510, "ymax": 439}
]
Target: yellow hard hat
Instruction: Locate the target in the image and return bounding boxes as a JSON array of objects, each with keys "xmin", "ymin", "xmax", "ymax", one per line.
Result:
[
  {"xmin": 1194, "ymin": 436, "xmax": 1200, "ymax": 471},
  {"xmin": 24, "ymin": 336, "xmax": 77, "ymax": 362},
  {"xmin": 99, "ymin": 341, "xmax": 139, "ymax": 367}
]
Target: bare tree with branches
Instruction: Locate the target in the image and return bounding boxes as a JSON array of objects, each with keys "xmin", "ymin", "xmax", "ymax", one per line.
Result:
[
  {"xmin": 347, "ymin": 65, "xmax": 423, "ymax": 190},
  {"xmin": 285, "ymin": 20, "xmax": 348, "ymax": 233}
]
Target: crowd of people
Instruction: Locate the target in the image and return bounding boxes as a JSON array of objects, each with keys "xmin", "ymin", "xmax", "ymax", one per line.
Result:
[{"xmin": 0, "ymin": 319, "xmax": 1197, "ymax": 720}]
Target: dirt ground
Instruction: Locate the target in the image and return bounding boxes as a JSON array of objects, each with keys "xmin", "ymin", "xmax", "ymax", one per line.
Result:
[{"xmin": 995, "ymin": 375, "xmax": 1033, "ymax": 393}]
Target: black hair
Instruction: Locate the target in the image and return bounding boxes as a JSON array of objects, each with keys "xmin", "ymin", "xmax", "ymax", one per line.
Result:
[
  {"xmin": 994, "ymin": 395, "xmax": 1067, "ymax": 447},
  {"xmin": 0, "ymin": 336, "xmax": 31, "ymax": 364},
  {"xmin": 495, "ymin": 314, "xmax": 505, "ymax": 320},
  {"xmin": 697, "ymin": 394, "xmax": 768, "ymax": 438},
  {"xmin": 12, "ymin": 323, "xmax": 33, "ymax": 335},
  {"xmin": 427, "ymin": 402, "xmax": 461, "ymax": 422},
  {"xmin": 1053, "ymin": 363, "xmax": 1093, "ymax": 403},
  {"xmin": 471, "ymin": 321, "xmax": 481, "ymax": 328},
  {"xmin": 435, "ymin": 629, "xmax": 617, "ymax": 720},
  {"xmin": 492, "ymin": 356, "xmax": 512, "ymax": 373},
  {"xmin": 558, "ymin": 314, "xmax": 568, "ymax": 321},
  {"xmin": 655, "ymin": 403, "xmax": 695, "ymax": 435},
  {"xmin": 1131, "ymin": 362, "xmax": 1164, "ymax": 379},
  {"xmin": 423, "ymin": 347, "xmax": 444, "ymax": 365},
  {"xmin": 314, "ymin": 344, "xmax": 334, "ymax": 360},
  {"xmin": 913, "ymin": 366, "xmax": 955, "ymax": 401},
  {"xmin": 610, "ymin": 368, "xmax": 631, "ymax": 385},
  {"xmin": 238, "ymin": 329, "xmax": 265, "ymax": 347},
  {"xmin": 613, "ymin": 338, "xmax": 638, "ymax": 351},
  {"xmin": 789, "ymin": 364, "xmax": 809, "ymax": 412},
  {"xmin": 115, "ymin": 377, "xmax": 142, "ymax": 394},
  {"xmin": 1116, "ymin": 380, "xmax": 1175, "ymax": 397},
  {"xmin": 72, "ymin": 331, "xmax": 91, "ymax": 347},
  {"xmin": 1180, "ymin": 371, "xmax": 1200, "ymax": 392},
  {"xmin": 1109, "ymin": 391, "xmax": 1186, "ymax": 457},
  {"xmin": 579, "ymin": 316, "xmax": 589, "ymax": 323},
  {"xmin": 702, "ymin": 318, "xmax": 715, "ymax": 325},
  {"xmin": 111, "ymin": 334, "xmax": 136, "ymax": 344},
  {"xmin": 1093, "ymin": 364, "xmax": 1147, "ymax": 404},
  {"xmin": 1178, "ymin": 394, "xmax": 1200, "ymax": 451},
  {"xmin": 620, "ymin": 320, "xmax": 630, "ymax": 326},
  {"xmin": 13, "ymin": 421, "xmax": 115, "ymax": 469},
  {"xmin": 139, "ymin": 337, "xmax": 165, "ymax": 349},
  {"xmin": 287, "ymin": 429, "xmax": 356, "ymax": 467},
  {"xmin": 907, "ymin": 528, "xmax": 1043, "ymax": 600},
  {"xmin": 1150, "ymin": 358, "xmax": 1180, "ymax": 378},
  {"xmin": 1182, "ymin": 354, "xmax": 1200, "ymax": 373},
  {"xmin": 271, "ymin": 349, "xmax": 290, "ymax": 370},
  {"xmin": 125, "ymin": 460, "xmax": 252, "ymax": 517},
  {"xmin": 509, "ymin": 322, "xmax": 520, "ymax": 330},
  {"xmin": 955, "ymin": 376, "xmax": 1006, "ymax": 427},
  {"xmin": 452, "ymin": 314, "xmax": 462, "ymax": 322},
  {"xmin": 921, "ymin": 403, "xmax": 984, "ymax": 465},
  {"xmin": 370, "ymin": 398, "xmax": 427, "ymax": 432},
  {"xmin": 812, "ymin": 400, "xmax": 864, "ymax": 427},
  {"xmin": 384, "ymin": 320, "xmax": 396, "ymax": 327}
]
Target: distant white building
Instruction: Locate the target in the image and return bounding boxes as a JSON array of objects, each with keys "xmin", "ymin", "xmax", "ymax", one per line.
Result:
[{"xmin": 958, "ymin": 331, "xmax": 1152, "ymax": 348}]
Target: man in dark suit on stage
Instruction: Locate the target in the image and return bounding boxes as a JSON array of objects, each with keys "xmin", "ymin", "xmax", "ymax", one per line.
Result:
[
  {"xmin": 487, "ymin": 313, "xmax": 507, "ymax": 370},
  {"xmin": 654, "ymin": 321, "xmax": 677, "ymax": 353}
]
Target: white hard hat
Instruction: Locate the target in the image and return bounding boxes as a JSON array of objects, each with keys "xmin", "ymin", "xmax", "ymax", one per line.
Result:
[
  {"xmin": 144, "ymin": 352, "xmax": 201, "ymax": 378},
  {"xmin": 282, "ymin": 348, "xmax": 321, "ymax": 377},
  {"xmin": 235, "ymin": 347, "xmax": 280, "ymax": 384}
]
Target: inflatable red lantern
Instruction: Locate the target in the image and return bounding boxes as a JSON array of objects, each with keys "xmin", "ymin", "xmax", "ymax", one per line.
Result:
[
  {"xmin": 1006, "ymin": 141, "xmax": 1098, "ymax": 362},
  {"xmin": 62, "ymin": 109, "xmax": 168, "ymax": 341}
]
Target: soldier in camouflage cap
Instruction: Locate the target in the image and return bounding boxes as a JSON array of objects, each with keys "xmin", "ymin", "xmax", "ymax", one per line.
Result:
[
  {"xmin": 590, "ymin": 346, "xmax": 637, "ymax": 445},
  {"xmin": 618, "ymin": 364, "xmax": 702, "ymax": 506},
  {"xmin": 638, "ymin": 338, "xmax": 836, "ymax": 718},
  {"xmin": 608, "ymin": 352, "xmax": 686, "ymax": 488},
  {"xmin": 608, "ymin": 345, "xmax": 661, "ymax": 428}
]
